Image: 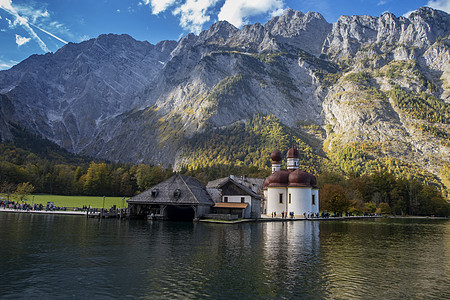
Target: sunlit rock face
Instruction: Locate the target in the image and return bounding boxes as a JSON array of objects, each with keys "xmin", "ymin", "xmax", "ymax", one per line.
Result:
[{"xmin": 0, "ymin": 7, "xmax": 448, "ymax": 184}]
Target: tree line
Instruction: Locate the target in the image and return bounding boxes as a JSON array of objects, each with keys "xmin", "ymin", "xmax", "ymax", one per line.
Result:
[
  {"xmin": 318, "ymin": 171, "xmax": 449, "ymax": 217},
  {"xmin": 0, "ymin": 143, "xmax": 173, "ymax": 198},
  {"xmin": 1, "ymin": 138, "xmax": 448, "ymax": 216}
]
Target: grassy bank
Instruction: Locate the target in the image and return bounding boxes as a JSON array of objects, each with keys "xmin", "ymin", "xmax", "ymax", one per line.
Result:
[{"xmin": 5, "ymin": 194, "xmax": 129, "ymax": 209}]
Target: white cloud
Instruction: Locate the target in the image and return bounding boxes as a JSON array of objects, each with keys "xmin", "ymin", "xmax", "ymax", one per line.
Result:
[
  {"xmin": 377, "ymin": 0, "xmax": 387, "ymax": 6},
  {"xmin": 0, "ymin": 58, "xmax": 18, "ymax": 70},
  {"xmin": 152, "ymin": 0, "xmax": 178, "ymax": 14},
  {"xmin": 139, "ymin": 0, "xmax": 286, "ymax": 34},
  {"xmin": 0, "ymin": 0, "xmax": 49, "ymax": 52},
  {"xmin": 15, "ymin": 34, "xmax": 30, "ymax": 46},
  {"xmin": 0, "ymin": 0, "xmax": 68, "ymax": 52},
  {"xmin": 14, "ymin": 3, "xmax": 49, "ymax": 23},
  {"xmin": 218, "ymin": 0, "xmax": 285, "ymax": 28},
  {"xmin": 270, "ymin": 8, "xmax": 285, "ymax": 18},
  {"xmin": 426, "ymin": 0, "xmax": 450, "ymax": 13},
  {"xmin": 404, "ymin": 0, "xmax": 450, "ymax": 17},
  {"xmin": 79, "ymin": 35, "xmax": 90, "ymax": 42},
  {"xmin": 173, "ymin": 0, "xmax": 219, "ymax": 34},
  {"xmin": 403, "ymin": 10, "xmax": 415, "ymax": 17}
]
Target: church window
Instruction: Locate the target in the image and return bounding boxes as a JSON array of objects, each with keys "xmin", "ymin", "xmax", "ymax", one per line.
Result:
[
  {"xmin": 173, "ymin": 189, "xmax": 181, "ymax": 198},
  {"xmin": 312, "ymin": 194, "xmax": 315, "ymax": 205},
  {"xmin": 289, "ymin": 193, "xmax": 292, "ymax": 204},
  {"xmin": 279, "ymin": 193, "xmax": 283, "ymax": 204}
]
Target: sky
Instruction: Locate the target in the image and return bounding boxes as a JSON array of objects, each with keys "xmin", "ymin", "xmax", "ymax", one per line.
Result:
[{"xmin": 0, "ymin": 0, "xmax": 449, "ymax": 70}]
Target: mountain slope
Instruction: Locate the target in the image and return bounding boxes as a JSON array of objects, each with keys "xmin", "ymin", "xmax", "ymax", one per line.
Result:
[{"xmin": 0, "ymin": 7, "xmax": 449, "ymax": 195}]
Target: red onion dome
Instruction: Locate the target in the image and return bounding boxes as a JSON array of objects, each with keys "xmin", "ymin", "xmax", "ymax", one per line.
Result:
[
  {"xmin": 286, "ymin": 146, "xmax": 299, "ymax": 158},
  {"xmin": 270, "ymin": 149, "xmax": 282, "ymax": 162},
  {"xmin": 264, "ymin": 170, "xmax": 290, "ymax": 187},
  {"xmin": 288, "ymin": 169, "xmax": 311, "ymax": 187}
]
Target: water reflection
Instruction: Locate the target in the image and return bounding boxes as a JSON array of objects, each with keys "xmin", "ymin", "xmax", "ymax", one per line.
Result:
[
  {"xmin": 0, "ymin": 214, "xmax": 448, "ymax": 299},
  {"xmin": 318, "ymin": 219, "xmax": 450, "ymax": 299},
  {"xmin": 262, "ymin": 221, "xmax": 326, "ymax": 299}
]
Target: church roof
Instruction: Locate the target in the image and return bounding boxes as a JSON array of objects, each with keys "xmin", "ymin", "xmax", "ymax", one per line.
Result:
[
  {"xmin": 270, "ymin": 149, "xmax": 282, "ymax": 162},
  {"xmin": 127, "ymin": 174, "xmax": 215, "ymax": 206},
  {"xmin": 286, "ymin": 146, "xmax": 299, "ymax": 158},
  {"xmin": 264, "ymin": 169, "xmax": 290, "ymax": 187},
  {"xmin": 264, "ymin": 169, "xmax": 317, "ymax": 188},
  {"xmin": 288, "ymin": 169, "xmax": 311, "ymax": 187}
]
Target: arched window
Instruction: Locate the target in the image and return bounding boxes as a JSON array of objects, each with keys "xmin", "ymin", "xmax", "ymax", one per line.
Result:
[
  {"xmin": 173, "ymin": 189, "xmax": 181, "ymax": 198},
  {"xmin": 151, "ymin": 189, "xmax": 159, "ymax": 198}
]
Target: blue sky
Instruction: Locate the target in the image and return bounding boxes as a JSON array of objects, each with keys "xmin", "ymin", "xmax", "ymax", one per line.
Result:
[{"xmin": 0, "ymin": 0, "xmax": 449, "ymax": 70}]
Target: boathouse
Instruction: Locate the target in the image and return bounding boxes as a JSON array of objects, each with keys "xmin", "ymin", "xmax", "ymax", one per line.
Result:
[{"xmin": 127, "ymin": 174, "xmax": 215, "ymax": 221}]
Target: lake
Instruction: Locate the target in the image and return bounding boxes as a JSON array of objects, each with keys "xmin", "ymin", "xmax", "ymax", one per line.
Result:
[{"xmin": 0, "ymin": 213, "xmax": 448, "ymax": 299}]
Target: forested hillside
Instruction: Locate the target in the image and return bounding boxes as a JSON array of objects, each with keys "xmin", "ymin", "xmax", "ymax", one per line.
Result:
[{"xmin": 0, "ymin": 7, "xmax": 449, "ymax": 210}]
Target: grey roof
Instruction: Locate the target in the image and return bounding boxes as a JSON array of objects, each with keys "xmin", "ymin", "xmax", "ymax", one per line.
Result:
[
  {"xmin": 127, "ymin": 174, "xmax": 215, "ymax": 206},
  {"xmin": 206, "ymin": 176, "xmax": 264, "ymax": 201},
  {"xmin": 207, "ymin": 176, "xmax": 265, "ymax": 192}
]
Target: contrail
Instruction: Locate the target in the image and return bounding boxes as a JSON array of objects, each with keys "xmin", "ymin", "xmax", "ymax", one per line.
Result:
[
  {"xmin": 30, "ymin": 23, "xmax": 68, "ymax": 45},
  {"xmin": 0, "ymin": 1, "xmax": 67, "ymax": 52}
]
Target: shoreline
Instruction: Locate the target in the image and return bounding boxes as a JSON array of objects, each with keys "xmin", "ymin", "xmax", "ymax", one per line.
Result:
[
  {"xmin": 2, "ymin": 208, "xmax": 447, "ymax": 222},
  {"xmin": 199, "ymin": 215, "xmax": 383, "ymax": 224},
  {"xmin": 0, "ymin": 207, "xmax": 99, "ymax": 217}
]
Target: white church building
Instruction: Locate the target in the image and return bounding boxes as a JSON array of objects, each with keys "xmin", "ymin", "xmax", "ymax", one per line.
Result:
[{"xmin": 263, "ymin": 146, "xmax": 319, "ymax": 217}]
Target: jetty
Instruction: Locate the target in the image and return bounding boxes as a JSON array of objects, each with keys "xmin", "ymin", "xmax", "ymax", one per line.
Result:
[{"xmin": 199, "ymin": 215, "xmax": 382, "ymax": 224}]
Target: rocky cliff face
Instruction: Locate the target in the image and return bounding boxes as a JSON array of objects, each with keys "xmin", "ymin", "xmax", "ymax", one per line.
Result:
[{"xmin": 0, "ymin": 7, "xmax": 449, "ymax": 191}]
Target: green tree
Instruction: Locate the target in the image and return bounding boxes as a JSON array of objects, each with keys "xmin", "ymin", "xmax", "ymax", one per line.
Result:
[
  {"xmin": 83, "ymin": 162, "xmax": 110, "ymax": 196},
  {"xmin": 120, "ymin": 171, "xmax": 135, "ymax": 196},
  {"xmin": 377, "ymin": 202, "xmax": 391, "ymax": 215},
  {"xmin": 14, "ymin": 182, "xmax": 35, "ymax": 202},
  {"xmin": 320, "ymin": 184, "xmax": 351, "ymax": 213},
  {"xmin": 1, "ymin": 181, "xmax": 17, "ymax": 201},
  {"xmin": 365, "ymin": 202, "xmax": 377, "ymax": 213},
  {"xmin": 418, "ymin": 185, "xmax": 449, "ymax": 216}
]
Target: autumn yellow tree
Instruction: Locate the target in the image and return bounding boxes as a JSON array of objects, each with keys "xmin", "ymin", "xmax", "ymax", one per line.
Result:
[
  {"xmin": 15, "ymin": 182, "xmax": 35, "ymax": 202},
  {"xmin": 320, "ymin": 184, "xmax": 351, "ymax": 213}
]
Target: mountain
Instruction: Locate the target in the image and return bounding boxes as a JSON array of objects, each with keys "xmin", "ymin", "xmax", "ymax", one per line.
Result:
[{"xmin": 0, "ymin": 7, "xmax": 449, "ymax": 195}]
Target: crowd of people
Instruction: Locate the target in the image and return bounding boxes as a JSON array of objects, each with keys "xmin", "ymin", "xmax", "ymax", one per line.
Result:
[
  {"xmin": 267, "ymin": 211, "xmax": 380, "ymax": 219},
  {"xmin": 0, "ymin": 200, "xmax": 67, "ymax": 211},
  {"xmin": 1, "ymin": 200, "xmax": 43, "ymax": 211}
]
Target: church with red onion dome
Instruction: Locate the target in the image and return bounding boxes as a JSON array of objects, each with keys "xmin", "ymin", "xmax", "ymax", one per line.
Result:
[{"xmin": 263, "ymin": 146, "xmax": 319, "ymax": 217}]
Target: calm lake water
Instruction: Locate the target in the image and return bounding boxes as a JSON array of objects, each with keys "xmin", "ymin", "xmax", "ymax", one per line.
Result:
[{"xmin": 0, "ymin": 213, "xmax": 448, "ymax": 299}]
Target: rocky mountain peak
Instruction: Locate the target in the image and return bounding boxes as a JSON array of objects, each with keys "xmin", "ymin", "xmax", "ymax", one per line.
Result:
[
  {"xmin": 0, "ymin": 7, "xmax": 448, "ymax": 193},
  {"xmin": 198, "ymin": 20, "xmax": 238, "ymax": 45},
  {"xmin": 263, "ymin": 9, "xmax": 331, "ymax": 56}
]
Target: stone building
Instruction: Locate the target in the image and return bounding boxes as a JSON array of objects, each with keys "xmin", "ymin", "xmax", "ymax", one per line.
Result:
[{"xmin": 127, "ymin": 174, "xmax": 214, "ymax": 220}]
